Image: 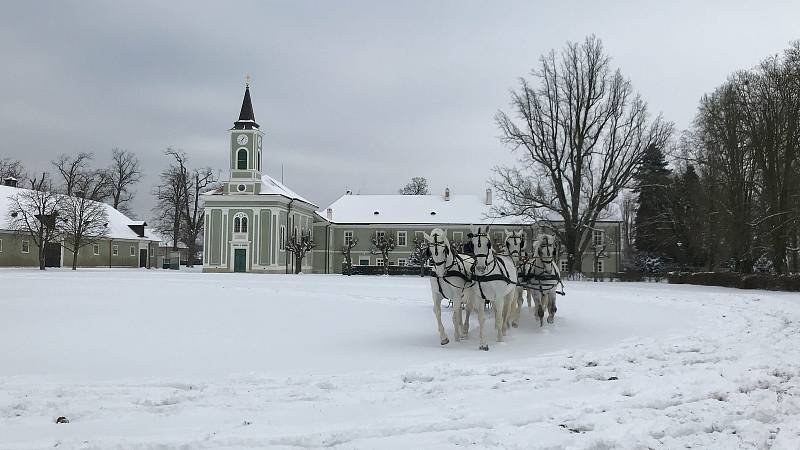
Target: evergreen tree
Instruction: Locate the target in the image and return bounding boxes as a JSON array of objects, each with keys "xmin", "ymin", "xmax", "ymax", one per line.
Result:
[
  {"xmin": 633, "ymin": 144, "xmax": 672, "ymax": 256},
  {"xmin": 668, "ymin": 165, "xmax": 705, "ymax": 268}
]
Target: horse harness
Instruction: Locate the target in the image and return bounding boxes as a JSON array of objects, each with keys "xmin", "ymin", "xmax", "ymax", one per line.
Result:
[
  {"xmin": 429, "ymin": 235, "xmax": 471, "ymax": 298},
  {"xmin": 517, "ymin": 256, "xmax": 565, "ymax": 296},
  {"xmin": 472, "ymin": 257, "xmax": 516, "ymax": 300}
]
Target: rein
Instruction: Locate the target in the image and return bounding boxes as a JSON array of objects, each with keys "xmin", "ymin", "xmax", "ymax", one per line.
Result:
[
  {"xmin": 471, "ymin": 252, "xmax": 513, "ymax": 301},
  {"xmin": 429, "ymin": 246, "xmax": 471, "ymax": 298},
  {"xmin": 517, "ymin": 257, "xmax": 565, "ymax": 295}
]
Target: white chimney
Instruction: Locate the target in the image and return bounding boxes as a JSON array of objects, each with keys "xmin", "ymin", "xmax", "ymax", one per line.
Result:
[
  {"xmin": 326, "ymin": 207, "xmax": 333, "ymax": 220},
  {"xmin": 345, "ymin": 189, "xmax": 352, "ymax": 195},
  {"xmin": 485, "ymin": 188, "xmax": 492, "ymax": 206},
  {"xmin": 444, "ymin": 187, "xmax": 450, "ymax": 201}
]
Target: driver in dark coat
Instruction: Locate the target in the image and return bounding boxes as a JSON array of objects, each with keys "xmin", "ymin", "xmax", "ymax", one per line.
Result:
[{"xmin": 462, "ymin": 233, "xmax": 475, "ymax": 255}]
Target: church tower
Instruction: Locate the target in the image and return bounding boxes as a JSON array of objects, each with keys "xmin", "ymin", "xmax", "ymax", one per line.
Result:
[{"xmin": 227, "ymin": 77, "xmax": 264, "ymax": 195}]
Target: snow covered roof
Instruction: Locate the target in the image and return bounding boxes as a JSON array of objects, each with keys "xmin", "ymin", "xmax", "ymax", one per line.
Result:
[
  {"xmin": 318, "ymin": 194, "xmax": 524, "ymax": 225},
  {"xmin": 205, "ymin": 173, "xmax": 317, "ymax": 207},
  {"xmin": 318, "ymin": 193, "xmax": 622, "ymax": 225},
  {"xmin": 0, "ymin": 184, "xmax": 157, "ymax": 241},
  {"xmin": 260, "ymin": 174, "xmax": 316, "ymax": 207}
]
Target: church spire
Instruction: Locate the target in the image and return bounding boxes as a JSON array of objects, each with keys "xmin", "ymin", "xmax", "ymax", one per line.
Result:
[{"xmin": 234, "ymin": 75, "xmax": 259, "ymax": 130}]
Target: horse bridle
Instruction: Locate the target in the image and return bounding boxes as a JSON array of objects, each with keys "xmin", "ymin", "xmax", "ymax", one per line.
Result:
[
  {"xmin": 537, "ymin": 235, "xmax": 556, "ymax": 263},
  {"xmin": 428, "ymin": 234, "xmax": 470, "ymax": 297},
  {"xmin": 472, "ymin": 228, "xmax": 491, "ymax": 258},
  {"xmin": 506, "ymin": 233, "xmax": 524, "ymax": 259},
  {"xmin": 427, "ymin": 234, "xmax": 449, "ymax": 265}
]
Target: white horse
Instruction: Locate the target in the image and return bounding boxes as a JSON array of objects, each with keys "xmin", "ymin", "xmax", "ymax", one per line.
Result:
[
  {"xmin": 519, "ymin": 233, "xmax": 562, "ymax": 326},
  {"xmin": 469, "ymin": 225, "xmax": 518, "ymax": 351},
  {"xmin": 424, "ymin": 229, "xmax": 475, "ymax": 345},
  {"xmin": 502, "ymin": 229, "xmax": 529, "ymax": 328}
]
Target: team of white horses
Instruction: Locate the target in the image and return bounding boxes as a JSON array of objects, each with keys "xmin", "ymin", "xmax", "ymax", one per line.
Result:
[{"xmin": 425, "ymin": 226, "xmax": 563, "ymax": 351}]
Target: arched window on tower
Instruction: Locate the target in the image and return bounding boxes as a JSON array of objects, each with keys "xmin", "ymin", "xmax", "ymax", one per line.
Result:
[
  {"xmin": 257, "ymin": 151, "xmax": 261, "ymax": 171},
  {"xmin": 237, "ymin": 149, "xmax": 248, "ymax": 170},
  {"xmin": 240, "ymin": 216, "xmax": 248, "ymax": 233}
]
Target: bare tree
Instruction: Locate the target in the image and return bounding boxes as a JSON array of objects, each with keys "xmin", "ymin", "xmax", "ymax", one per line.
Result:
[
  {"xmin": 617, "ymin": 190, "xmax": 637, "ymax": 269},
  {"xmin": 342, "ymin": 236, "xmax": 359, "ymax": 275},
  {"xmin": 0, "ymin": 157, "xmax": 26, "ymax": 184},
  {"xmin": 6, "ymin": 173, "xmax": 62, "ymax": 270},
  {"xmin": 182, "ymin": 167, "xmax": 216, "ymax": 267},
  {"xmin": 152, "ymin": 148, "xmax": 189, "ymax": 252},
  {"xmin": 285, "ymin": 229, "xmax": 314, "ymax": 274},
  {"xmin": 59, "ymin": 179, "xmax": 109, "ymax": 270},
  {"xmin": 492, "ymin": 35, "xmax": 672, "ymax": 274},
  {"xmin": 107, "ymin": 148, "xmax": 142, "ymax": 215},
  {"xmin": 398, "ymin": 177, "xmax": 430, "ymax": 195},
  {"xmin": 370, "ymin": 231, "xmax": 396, "ymax": 275},
  {"xmin": 695, "ymin": 77, "xmax": 758, "ymax": 272},
  {"xmin": 52, "ymin": 152, "xmax": 94, "ymax": 197},
  {"xmin": 740, "ymin": 51, "xmax": 800, "ymax": 274}
]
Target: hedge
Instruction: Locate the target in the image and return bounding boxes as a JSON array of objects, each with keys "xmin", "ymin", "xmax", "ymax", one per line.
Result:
[
  {"xmin": 667, "ymin": 272, "xmax": 800, "ymax": 292},
  {"xmin": 343, "ymin": 265, "xmax": 432, "ymax": 276}
]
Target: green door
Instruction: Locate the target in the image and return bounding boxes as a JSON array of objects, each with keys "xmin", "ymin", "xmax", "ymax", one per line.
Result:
[{"xmin": 234, "ymin": 249, "xmax": 247, "ymax": 272}]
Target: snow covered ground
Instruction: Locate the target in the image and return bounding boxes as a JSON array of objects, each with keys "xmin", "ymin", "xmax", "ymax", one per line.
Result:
[{"xmin": 1, "ymin": 269, "xmax": 799, "ymax": 449}]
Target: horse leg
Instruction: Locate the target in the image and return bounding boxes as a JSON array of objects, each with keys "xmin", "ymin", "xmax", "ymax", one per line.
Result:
[
  {"xmin": 452, "ymin": 294, "xmax": 463, "ymax": 342},
  {"xmin": 502, "ymin": 294, "xmax": 513, "ymax": 336},
  {"xmin": 477, "ymin": 296, "xmax": 489, "ymax": 351},
  {"xmin": 493, "ymin": 299, "xmax": 505, "ymax": 342},
  {"xmin": 462, "ymin": 289, "xmax": 472, "ymax": 336},
  {"xmin": 532, "ymin": 290, "xmax": 544, "ymax": 327},
  {"xmin": 432, "ymin": 291, "xmax": 449, "ymax": 345},
  {"xmin": 547, "ymin": 292, "xmax": 557, "ymax": 324},
  {"xmin": 511, "ymin": 287, "xmax": 523, "ymax": 328}
]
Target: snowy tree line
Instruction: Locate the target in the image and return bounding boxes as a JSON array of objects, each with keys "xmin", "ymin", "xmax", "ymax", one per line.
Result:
[
  {"xmin": 632, "ymin": 42, "xmax": 800, "ymax": 275},
  {"xmin": 490, "ymin": 35, "xmax": 800, "ymax": 276}
]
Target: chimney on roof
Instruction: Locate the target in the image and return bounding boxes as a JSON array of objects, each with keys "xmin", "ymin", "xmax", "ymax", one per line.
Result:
[
  {"xmin": 326, "ymin": 207, "xmax": 333, "ymax": 220},
  {"xmin": 444, "ymin": 187, "xmax": 450, "ymax": 201},
  {"xmin": 485, "ymin": 188, "xmax": 492, "ymax": 206},
  {"xmin": 3, "ymin": 177, "xmax": 18, "ymax": 188},
  {"xmin": 345, "ymin": 189, "xmax": 352, "ymax": 195}
]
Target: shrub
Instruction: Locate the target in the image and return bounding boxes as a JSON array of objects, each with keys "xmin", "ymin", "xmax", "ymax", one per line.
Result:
[
  {"xmin": 342, "ymin": 265, "xmax": 431, "ymax": 276},
  {"xmin": 617, "ymin": 271, "xmax": 644, "ymax": 282},
  {"xmin": 667, "ymin": 272, "xmax": 800, "ymax": 292}
]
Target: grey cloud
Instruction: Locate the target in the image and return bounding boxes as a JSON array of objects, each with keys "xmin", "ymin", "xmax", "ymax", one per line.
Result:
[{"xmin": 1, "ymin": 0, "xmax": 799, "ymax": 218}]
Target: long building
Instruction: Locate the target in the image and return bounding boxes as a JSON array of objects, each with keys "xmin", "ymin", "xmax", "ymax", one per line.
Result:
[
  {"xmin": 312, "ymin": 188, "xmax": 622, "ymax": 276},
  {"xmin": 0, "ymin": 180, "xmax": 160, "ymax": 269}
]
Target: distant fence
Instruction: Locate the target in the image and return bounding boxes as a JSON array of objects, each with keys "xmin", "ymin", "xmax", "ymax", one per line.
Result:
[{"xmin": 667, "ymin": 272, "xmax": 800, "ymax": 292}]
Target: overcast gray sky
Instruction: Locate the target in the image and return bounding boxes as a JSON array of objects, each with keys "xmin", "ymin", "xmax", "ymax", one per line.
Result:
[{"xmin": 1, "ymin": 1, "xmax": 799, "ymax": 220}]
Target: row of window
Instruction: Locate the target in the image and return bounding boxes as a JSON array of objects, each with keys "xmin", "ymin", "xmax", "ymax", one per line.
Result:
[
  {"xmin": 343, "ymin": 229, "xmax": 606, "ymax": 247},
  {"xmin": 0, "ymin": 239, "xmax": 138, "ymax": 257},
  {"xmin": 357, "ymin": 256, "xmax": 408, "ymax": 266}
]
